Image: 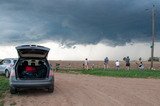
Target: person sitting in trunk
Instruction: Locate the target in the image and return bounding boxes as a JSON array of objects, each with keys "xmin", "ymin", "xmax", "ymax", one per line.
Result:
[
  {"xmin": 21, "ymin": 61, "xmax": 28, "ymax": 72},
  {"xmin": 38, "ymin": 61, "xmax": 46, "ymax": 69},
  {"xmin": 23, "ymin": 62, "xmax": 38, "ymax": 79},
  {"xmin": 37, "ymin": 61, "xmax": 47, "ymax": 78},
  {"xmin": 18, "ymin": 61, "xmax": 28, "ymax": 78},
  {"xmin": 23, "ymin": 61, "xmax": 28, "ymax": 68},
  {"xmin": 25, "ymin": 63, "xmax": 36, "ymax": 73},
  {"xmin": 20, "ymin": 61, "xmax": 29, "ymax": 78}
]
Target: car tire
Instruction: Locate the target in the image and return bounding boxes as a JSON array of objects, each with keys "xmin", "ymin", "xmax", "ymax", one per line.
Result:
[
  {"xmin": 48, "ymin": 85, "xmax": 54, "ymax": 93},
  {"xmin": 5, "ymin": 70, "xmax": 10, "ymax": 78},
  {"xmin": 10, "ymin": 87, "xmax": 17, "ymax": 94}
]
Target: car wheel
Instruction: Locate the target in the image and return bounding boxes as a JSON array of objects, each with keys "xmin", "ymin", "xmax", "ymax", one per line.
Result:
[
  {"xmin": 5, "ymin": 70, "xmax": 10, "ymax": 78},
  {"xmin": 10, "ymin": 87, "xmax": 17, "ymax": 94},
  {"xmin": 48, "ymin": 85, "xmax": 54, "ymax": 93}
]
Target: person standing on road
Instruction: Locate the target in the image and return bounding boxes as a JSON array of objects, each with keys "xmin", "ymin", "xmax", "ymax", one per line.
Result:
[
  {"xmin": 125, "ymin": 56, "xmax": 130, "ymax": 70},
  {"xmin": 104, "ymin": 57, "xmax": 109, "ymax": 69},
  {"xmin": 84, "ymin": 58, "xmax": 89, "ymax": 70},
  {"xmin": 115, "ymin": 60, "xmax": 120, "ymax": 70}
]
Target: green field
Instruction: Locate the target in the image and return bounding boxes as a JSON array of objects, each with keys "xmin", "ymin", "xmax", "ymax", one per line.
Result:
[
  {"xmin": 58, "ymin": 68, "xmax": 160, "ymax": 79},
  {"xmin": 0, "ymin": 76, "xmax": 9, "ymax": 106}
]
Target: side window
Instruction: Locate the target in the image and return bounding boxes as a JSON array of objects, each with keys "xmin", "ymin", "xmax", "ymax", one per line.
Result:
[
  {"xmin": 0, "ymin": 60, "xmax": 4, "ymax": 65},
  {"xmin": 4, "ymin": 60, "xmax": 11, "ymax": 64}
]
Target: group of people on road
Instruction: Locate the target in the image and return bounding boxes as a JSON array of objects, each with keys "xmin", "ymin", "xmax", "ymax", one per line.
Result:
[{"xmin": 84, "ymin": 56, "xmax": 144, "ymax": 70}]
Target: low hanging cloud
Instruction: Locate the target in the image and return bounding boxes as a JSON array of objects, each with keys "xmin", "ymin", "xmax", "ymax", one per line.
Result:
[{"xmin": 0, "ymin": 0, "xmax": 160, "ymax": 46}]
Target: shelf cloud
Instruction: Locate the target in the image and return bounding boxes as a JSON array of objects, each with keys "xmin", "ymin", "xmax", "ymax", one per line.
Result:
[{"xmin": 0, "ymin": 0, "xmax": 160, "ymax": 46}]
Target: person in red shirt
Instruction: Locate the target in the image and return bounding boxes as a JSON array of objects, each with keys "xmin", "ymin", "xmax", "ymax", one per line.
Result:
[{"xmin": 25, "ymin": 63, "xmax": 36, "ymax": 73}]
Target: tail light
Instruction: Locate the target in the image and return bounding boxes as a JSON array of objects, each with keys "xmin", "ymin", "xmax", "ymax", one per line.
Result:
[
  {"xmin": 49, "ymin": 70, "xmax": 53, "ymax": 77},
  {"xmin": 10, "ymin": 70, "xmax": 15, "ymax": 77},
  {"xmin": 10, "ymin": 64, "xmax": 14, "ymax": 67}
]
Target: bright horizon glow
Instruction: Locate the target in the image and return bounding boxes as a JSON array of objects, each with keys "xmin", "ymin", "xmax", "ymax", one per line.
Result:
[{"xmin": 0, "ymin": 41, "xmax": 160, "ymax": 61}]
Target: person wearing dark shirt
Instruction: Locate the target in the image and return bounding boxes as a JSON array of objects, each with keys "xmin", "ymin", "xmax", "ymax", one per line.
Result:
[
  {"xmin": 125, "ymin": 56, "xmax": 130, "ymax": 70},
  {"xmin": 104, "ymin": 57, "xmax": 109, "ymax": 69},
  {"xmin": 38, "ymin": 61, "xmax": 47, "ymax": 78}
]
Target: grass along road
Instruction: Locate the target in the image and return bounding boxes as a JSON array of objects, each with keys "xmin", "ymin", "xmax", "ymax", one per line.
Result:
[
  {"xmin": 59, "ymin": 68, "xmax": 160, "ymax": 79},
  {"xmin": 0, "ymin": 76, "xmax": 9, "ymax": 106}
]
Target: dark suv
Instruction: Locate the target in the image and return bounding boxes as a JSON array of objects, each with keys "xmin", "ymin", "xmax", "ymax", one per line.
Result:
[{"xmin": 9, "ymin": 45, "xmax": 54, "ymax": 94}]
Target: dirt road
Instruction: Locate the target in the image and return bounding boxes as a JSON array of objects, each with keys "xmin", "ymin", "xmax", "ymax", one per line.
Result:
[{"xmin": 4, "ymin": 73, "xmax": 160, "ymax": 106}]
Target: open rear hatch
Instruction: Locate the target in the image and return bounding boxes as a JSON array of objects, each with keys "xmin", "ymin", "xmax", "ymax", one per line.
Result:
[
  {"xmin": 15, "ymin": 45, "xmax": 50, "ymax": 80},
  {"xmin": 16, "ymin": 45, "xmax": 50, "ymax": 58}
]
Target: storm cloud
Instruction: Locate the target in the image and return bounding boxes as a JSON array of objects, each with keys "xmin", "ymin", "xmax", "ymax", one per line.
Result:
[{"xmin": 0, "ymin": 0, "xmax": 160, "ymax": 46}]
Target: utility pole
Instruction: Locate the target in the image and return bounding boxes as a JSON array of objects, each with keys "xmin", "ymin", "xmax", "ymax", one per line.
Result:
[{"xmin": 151, "ymin": 5, "xmax": 155, "ymax": 69}]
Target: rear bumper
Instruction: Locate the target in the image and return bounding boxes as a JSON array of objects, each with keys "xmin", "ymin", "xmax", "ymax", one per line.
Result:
[{"xmin": 10, "ymin": 77, "xmax": 54, "ymax": 88}]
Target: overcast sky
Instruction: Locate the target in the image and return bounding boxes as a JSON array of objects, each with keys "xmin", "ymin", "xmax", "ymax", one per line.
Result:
[{"xmin": 0, "ymin": 0, "xmax": 160, "ymax": 60}]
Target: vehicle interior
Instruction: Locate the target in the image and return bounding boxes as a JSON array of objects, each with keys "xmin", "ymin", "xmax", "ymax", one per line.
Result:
[{"xmin": 16, "ymin": 59, "xmax": 49, "ymax": 80}]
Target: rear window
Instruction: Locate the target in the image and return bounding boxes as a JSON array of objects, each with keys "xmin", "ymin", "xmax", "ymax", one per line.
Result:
[
  {"xmin": 20, "ymin": 49, "xmax": 46, "ymax": 55},
  {"xmin": 17, "ymin": 59, "xmax": 48, "ymax": 67},
  {"xmin": 18, "ymin": 49, "xmax": 48, "ymax": 58}
]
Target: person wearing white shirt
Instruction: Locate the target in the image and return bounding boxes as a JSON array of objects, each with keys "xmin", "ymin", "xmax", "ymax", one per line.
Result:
[
  {"xmin": 139, "ymin": 62, "xmax": 144, "ymax": 70},
  {"xmin": 115, "ymin": 60, "xmax": 120, "ymax": 70},
  {"xmin": 84, "ymin": 58, "xmax": 89, "ymax": 70}
]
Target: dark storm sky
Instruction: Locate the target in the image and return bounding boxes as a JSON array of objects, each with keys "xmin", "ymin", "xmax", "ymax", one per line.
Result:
[{"xmin": 0, "ymin": 0, "xmax": 159, "ymax": 46}]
